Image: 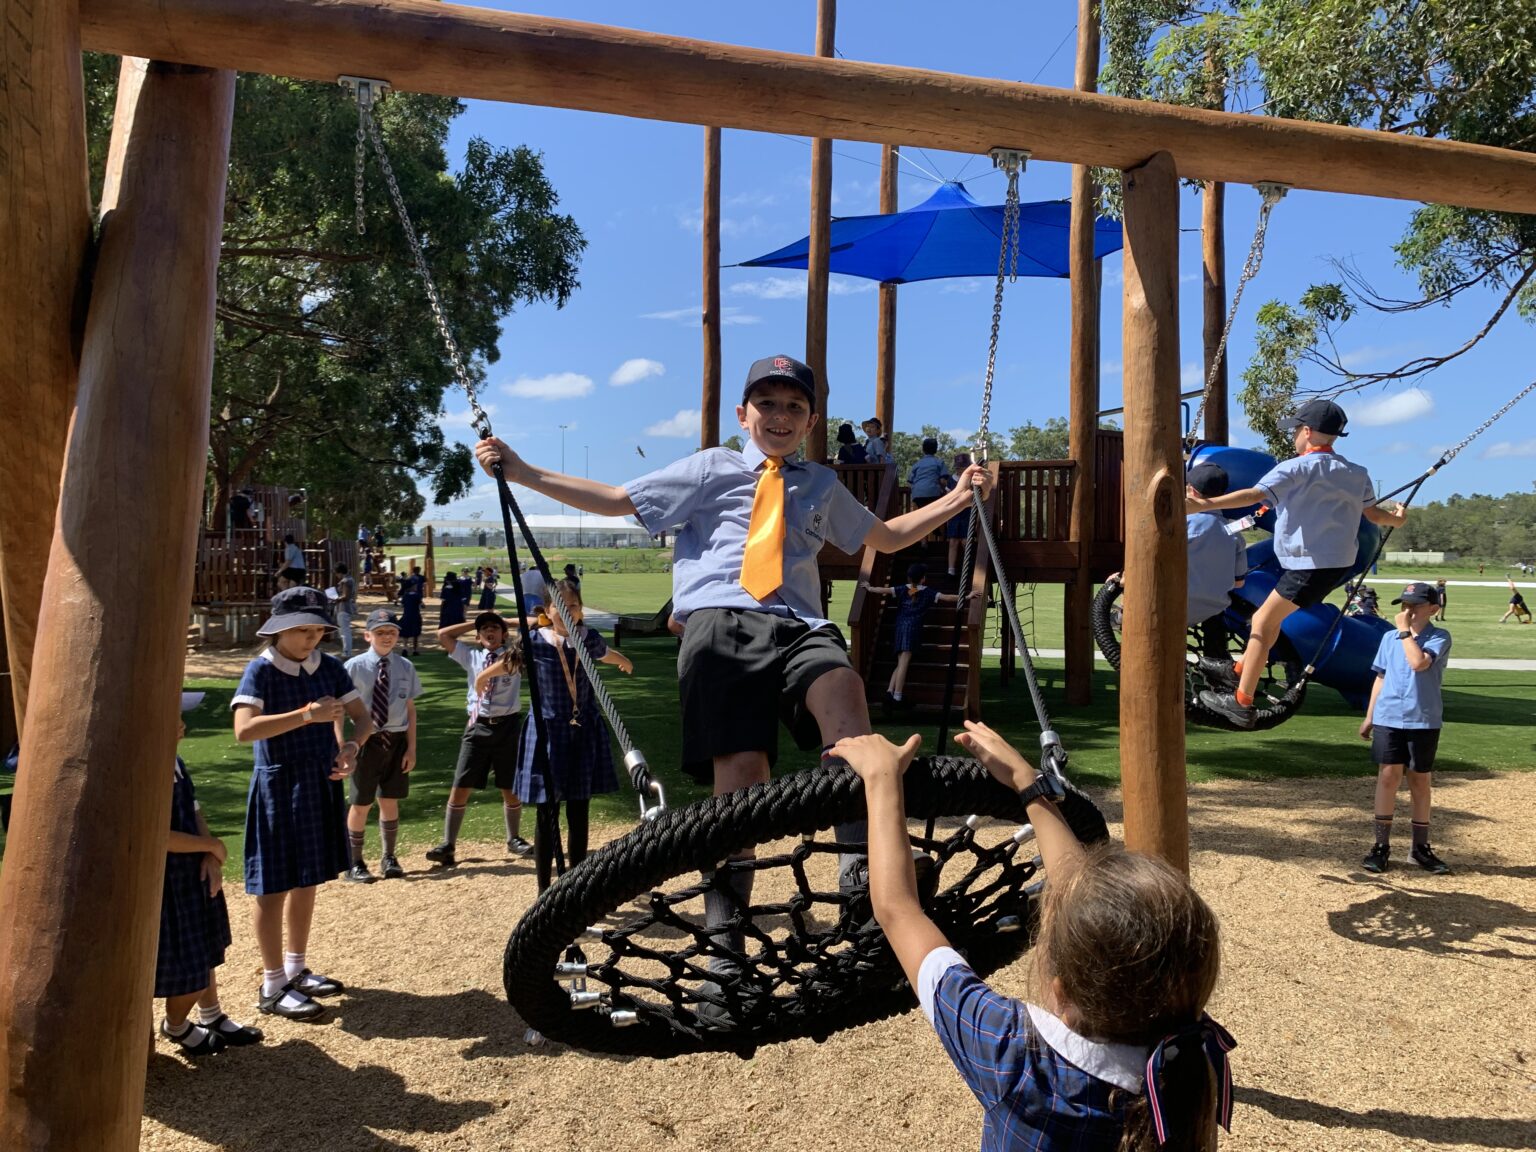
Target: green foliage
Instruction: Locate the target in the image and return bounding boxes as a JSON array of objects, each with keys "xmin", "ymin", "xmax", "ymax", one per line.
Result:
[
  {"xmin": 84, "ymin": 56, "xmax": 585, "ymax": 535},
  {"xmin": 1392, "ymin": 487, "xmax": 1536, "ymax": 562},
  {"xmin": 1242, "ymin": 286, "xmax": 1354, "ymax": 456}
]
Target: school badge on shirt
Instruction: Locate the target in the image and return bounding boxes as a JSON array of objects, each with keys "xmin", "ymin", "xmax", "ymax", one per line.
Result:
[{"xmin": 805, "ymin": 508, "xmax": 826, "ymax": 542}]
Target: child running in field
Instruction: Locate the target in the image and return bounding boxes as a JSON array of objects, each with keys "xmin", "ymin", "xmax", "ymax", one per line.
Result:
[
  {"xmin": 496, "ymin": 578, "xmax": 634, "ymax": 891},
  {"xmin": 426, "ymin": 611, "xmax": 531, "ymax": 867},
  {"xmin": 1186, "ymin": 398, "xmax": 1406, "ymax": 729},
  {"xmin": 1360, "ymin": 582, "xmax": 1454, "ymax": 874},
  {"xmin": 1500, "ymin": 578, "xmax": 1530, "ymax": 623},
  {"xmin": 156, "ymin": 692, "xmax": 264, "ymax": 1055},
  {"xmin": 861, "ymin": 562, "xmax": 960, "ymax": 710},
  {"xmin": 232, "ymin": 586, "xmax": 373, "ymax": 1021},
  {"xmin": 836, "ymin": 724, "xmax": 1235, "ymax": 1152},
  {"xmin": 339, "ymin": 610, "xmax": 423, "ymax": 883}
]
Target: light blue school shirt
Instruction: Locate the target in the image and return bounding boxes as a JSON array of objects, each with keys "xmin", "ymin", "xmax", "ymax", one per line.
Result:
[
  {"xmin": 1254, "ymin": 449, "xmax": 1375, "ymax": 570},
  {"xmin": 1370, "ymin": 624, "xmax": 1451, "ymax": 729},
  {"xmin": 448, "ymin": 641, "xmax": 523, "ymax": 718},
  {"xmin": 342, "ymin": 650, "xmax": 423, "ymax": 732},
  {"xmin": 908, "ymin": 455, "xmax": 948, "ymax": 500},
  {"xmin": 626, "ymin": 444, "xmax": 878, "ymax": 630},
  {"xmin": 1186, "ymin": 512, "xmax": 1247, "ymax": 626}
]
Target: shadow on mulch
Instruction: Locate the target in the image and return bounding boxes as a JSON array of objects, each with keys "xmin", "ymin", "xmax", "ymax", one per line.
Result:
[
  {"xmin": 143, "ymin": 1037, "xmax": 497, "ymax": 1150},
  {"xmin": 1241, "ymin": 1086, "xmax": 1536, "ymax": 1149},
  {"xmin": 1324, "ymin": 879, "xmax": 1536, "ymax": 961}
]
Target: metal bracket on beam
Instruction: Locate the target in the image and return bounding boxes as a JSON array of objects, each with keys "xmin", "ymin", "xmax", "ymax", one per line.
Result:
[
  {"xmin": 338, "ymin": 75, "xmax": 391, "ymax": 109},
  {"xmin": 1255, "ymin": 181, "xmax": 1290, "ymax": 206},
  {"xmin": 989, "ymin": 148, "xmax": 1031, "ymax": 175}
]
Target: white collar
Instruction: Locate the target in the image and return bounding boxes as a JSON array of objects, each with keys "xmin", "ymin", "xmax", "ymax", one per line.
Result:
[
  {"xmin": 263, "ymin": 646, "xmax": 322, "ymax": 676},
  {"xmin": 1027, "ymin": 1003, "xmax": 1147, "ymax": 1092}
]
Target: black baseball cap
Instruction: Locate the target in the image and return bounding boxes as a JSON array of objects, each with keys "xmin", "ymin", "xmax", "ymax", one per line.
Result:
[
  {"xmin": 742, "ymin": 354, "xmax": 817, "ymax": 410},
  {"xmin": 1185, "ymin": 462, "xmax": 1230, "ymax": 498},
  {"xmin": 1278, "ymin": 398, "xmax": 1349, "ymax": 437},
  {"xmin": 364, "ymin": 609, "xmax": 400, "ymax": 631},
  {"xmin": 1391, "ymin": 581, "xmax": 1442, "ymax": 606},
  {"xmin": 474, "ymin": 610, "xmax": 507, "ymax": 632}
]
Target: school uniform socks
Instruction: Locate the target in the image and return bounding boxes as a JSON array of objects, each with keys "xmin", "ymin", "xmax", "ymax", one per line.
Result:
[
  {"xmin": 380, "ymin": 818, "xmax": 399, "ymax": 858},
  {"xmin": 504, "ymin": 801, "xmax": 523, "ymax": 844},
  {"xmin": 442, "ymin": 802, "xmax": 467, "ymax": 848},
  {"xmin": 1374, "ymin": 814, "xmax": 1393, "ymax": 847},
  {"xmin": 1411, "ymin": 820, "xmax": 1430, "ymax": 849},
  {"xmin": 704, "ymin": 864, "xmax": 755, "ymax": 965},
  {"xmin": 347, "ymin": 828, "xmax": 367, "ymax": 866}
]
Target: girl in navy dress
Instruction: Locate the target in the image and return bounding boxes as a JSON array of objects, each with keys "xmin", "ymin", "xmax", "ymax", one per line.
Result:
[
  {"xmin": 862, "ymin": 563, "xmax": 960, "ymax": 710},
  {"xmin": 943, "ymin": 451, "xmax": 974, "ymax": 576},
  {"xmin": 498, "ymin": 579, "xmax": 633, "ymax": 891},
  {"xmin": 232, "ymin": 587, "xmax": 374, "ymax": 1021},
  {"xmin": 478, "ymin": 566, "xmax": 499, "ymax": 612},
  {"xmin": 398, "ymin": 564, "xmax": 425, "ymax": 654},
  {"xmin": 157, "ymin": 692, "xmax": 264, "ymax": 1055},
  {"xmin": 438, "ymin": 571, "xmax": 466, "ymax": 629},
  {"xmin": 836, "ymin": 724, "xmax": 1233, "ymax": 1152}
]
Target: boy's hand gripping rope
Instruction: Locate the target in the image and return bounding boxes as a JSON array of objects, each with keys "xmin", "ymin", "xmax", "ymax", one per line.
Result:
[{"xmin": 343, "ymin": 76, "xmax": 662, "ymax": 821}]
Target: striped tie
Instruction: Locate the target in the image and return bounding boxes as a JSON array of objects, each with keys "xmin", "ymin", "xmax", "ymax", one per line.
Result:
[{"xmin": 371, "ymin": 656, "xmax": 391, "ymax": 730}]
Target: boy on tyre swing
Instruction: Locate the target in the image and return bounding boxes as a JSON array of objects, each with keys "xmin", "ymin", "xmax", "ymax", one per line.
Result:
[{"xmin": 473, "ymin": 355, "xmax": 992, "ymax": 994}]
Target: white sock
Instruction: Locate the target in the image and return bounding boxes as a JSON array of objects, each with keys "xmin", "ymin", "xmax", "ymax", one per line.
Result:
[
  {"xmin": 261, "ymin": 967, "xmax": 288, "ymax": 997},
  {"xmin": 164, "ymin": 1017, "xmax": 213, "ymax": 1048},
  {"xmin": 197, "ymin": 1000, "xmax": 224, "ymax": 1026},
  {"xmin": 284, "ymin": 952, "xmax": 306, "ymax": 981},
  {"xmin": 891, "ymin": 692, "xmax": 902, "ymax": 701}
]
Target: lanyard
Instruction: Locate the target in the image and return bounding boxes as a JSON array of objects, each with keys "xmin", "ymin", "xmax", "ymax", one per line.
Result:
[{"xmin": 550, "ymin": 633, "xmax": 583, "ymax": 727}]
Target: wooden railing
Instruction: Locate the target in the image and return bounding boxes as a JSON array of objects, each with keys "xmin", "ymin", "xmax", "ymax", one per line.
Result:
[
  {"xmin": 192, "ymin": 534, "xmax": 356, "ymax": 605},
  {"xmin": 995, "ymin": 460, "xmax": 1075, "ymax": 542}
]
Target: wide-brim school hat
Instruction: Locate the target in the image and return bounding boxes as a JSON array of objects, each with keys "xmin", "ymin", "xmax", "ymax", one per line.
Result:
[
  {"xmin": 257, "ymin": 586, "xmax": 337, "ymax": 636},
  {"xmin": 1391, "ymin": 581, "xmax": 1442, "ymax": 606},
  {"xmin": 180, "ymin": 691, "xmax": 205, "ymax": 712},
  {"xmin": 742, "ymin": 354, "xmax": 818, "ymax": 410},
  {"xmin": 1277, "ymin": 397, "xmax": 1349, "ymax": 436}
]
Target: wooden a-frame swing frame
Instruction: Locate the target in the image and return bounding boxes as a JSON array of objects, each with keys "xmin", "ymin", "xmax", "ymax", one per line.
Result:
[{"xmin": 3, "ymin": 0, "xmax": 1533, "ymax": 1144}]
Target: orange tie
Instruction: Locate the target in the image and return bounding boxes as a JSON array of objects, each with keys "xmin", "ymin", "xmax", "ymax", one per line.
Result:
[{"xmin": 740, "ymin": 457, "xmax": 785, "ymax": 601}]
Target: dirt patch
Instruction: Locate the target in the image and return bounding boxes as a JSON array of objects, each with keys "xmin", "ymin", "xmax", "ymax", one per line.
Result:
[
  {"xmin": 184, "ymin": 588, "xmax": 410, "ymax": 680},
  {"xmin": 141, "ymin": 773, "xmax": 1536, "ymax": 1151}
]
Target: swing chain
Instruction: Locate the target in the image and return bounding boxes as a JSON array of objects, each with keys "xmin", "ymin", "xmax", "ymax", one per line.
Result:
[
  {"xmin": 342, "ymin": 77, "xmax": 494, "ymax": 441},
  {"xmin": 1438, "ymin": 378, "xmax": 1536, "ymax": 466},
  {"xmin": 1186, "ymin": 182, "xmax": 1289, "ymax": 448},
  {"xmin": 975, "ymin": 149, "xmax": 1028, "ymax": 463}
]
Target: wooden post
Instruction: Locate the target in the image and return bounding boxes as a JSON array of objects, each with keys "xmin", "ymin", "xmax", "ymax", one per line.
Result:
[
  {"xmin": 1117, "ymin": 151, "xmax": 1188, "ymax": 871},
  {"xmin": 1064, "ymin": 0, "xmax": 1101, "ymax": 707},
  {"xmin": 701, "ymin": 126, "xmax": 722, "ymax": 449},
  {"xmin": 0, "ymin": 58, "xmax": 235, "ymax": 1149},
  {"xmin": 0, "ymin": 0, "xmax": 94, "ymax": 739},
  {"xmin": 875, "ymin": 144, "xmax": 899, "ymax": 434},
  {"xmin": 1200, "ymin": 181, "xmax": 1228, "ymax": 445},
  {"xmin": 424, "ymin": 525, "xmax": 437, "ymax": 586},
  {"xmin": 803, "ymin": 0, "xmax": 835, "ymax": 459}
]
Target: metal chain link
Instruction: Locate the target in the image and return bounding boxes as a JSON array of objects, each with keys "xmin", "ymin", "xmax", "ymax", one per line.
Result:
[
  {"xmin": 353, "ymin": 97, "xmax": 368, "ymax": 236},
  {"xmin": 1186, "ymin": 182, "xmax": 1288, "ymax": 447},
  {"xmin": 975, "ymin": 150, "xmax": 1027, "ymax": 462},
  {"xmin": 1439, "ymin": 379, "xmax": 1536, "ymax": 465}
]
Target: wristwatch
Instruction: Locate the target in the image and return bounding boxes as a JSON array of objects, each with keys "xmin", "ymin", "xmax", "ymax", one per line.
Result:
[
  {"xmin": 1018, "ymin": 773, "xmax": 1066, "ymax": 808},
  {"xmin": 1397, "ymin": 629, "xmax": 1413, "ymax": 639}
]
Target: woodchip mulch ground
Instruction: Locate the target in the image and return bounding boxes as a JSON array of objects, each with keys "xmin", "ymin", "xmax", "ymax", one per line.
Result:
[{"xmin": 140, "ymin": 772, "xmax": 1535, "ymax": 1152}]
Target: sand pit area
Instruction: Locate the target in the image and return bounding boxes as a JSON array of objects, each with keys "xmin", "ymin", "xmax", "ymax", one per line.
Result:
[{"xmin": 140, "ymin": 772, "xmax": 1535, "ymax": 1151}]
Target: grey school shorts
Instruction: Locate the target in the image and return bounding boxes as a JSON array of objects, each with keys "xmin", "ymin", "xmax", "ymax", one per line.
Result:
[{"xmin": 677, "ymin": 608, "xmax": 852, "ymax": 784}]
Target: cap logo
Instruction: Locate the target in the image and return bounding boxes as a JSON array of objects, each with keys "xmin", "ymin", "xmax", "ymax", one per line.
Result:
[{"xmin": 773, "ymin": 356, "xmax": 792, "ymax": 371}]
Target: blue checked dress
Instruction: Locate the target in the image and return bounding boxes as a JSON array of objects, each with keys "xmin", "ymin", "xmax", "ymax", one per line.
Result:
[
  {"xmin": 514, "ymin": 627, "xmax": 619, "ymax": 805},
  {"xmin": 891, "ymin": 585, "xmax": 941, "ymax": 653},
  {"xmin": 155, "ymin": 758, "xmax": 233, "ymax": 997},
  {"xmin": 234, "ymin": 650, "xmax": 359, "ymax": 895}
]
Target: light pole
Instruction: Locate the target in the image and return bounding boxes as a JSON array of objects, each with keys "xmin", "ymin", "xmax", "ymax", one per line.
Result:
[
  {"xmin": 581, "ymin": 445, "xmax": 589, "ymax": 548},
  {"xmin": 558, "ymin": 423, "xmax": 570, "ymax": 529}
]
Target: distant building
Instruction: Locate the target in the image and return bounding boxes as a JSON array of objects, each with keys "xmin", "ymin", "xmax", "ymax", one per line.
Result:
[
  {"xmin": 1384, "ymin": 551, "xmax": 1460, "ymax": 566},
  {"xmin": 413, "ymin": 515, "xmax": 660, "ymax": 550}
]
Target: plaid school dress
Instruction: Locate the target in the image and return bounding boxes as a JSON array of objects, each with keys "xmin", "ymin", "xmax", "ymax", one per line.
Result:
[
  {"xmin": 892, "ymin": 585, "xmax": 941, "ymax": 653},
  {"xmin": 513, "ymin": 626, "xmax": 619, "ymax": 805},
  {"xmin": 154, "ymin": 758, "xmax": 233, "ymax": 997},
  {"xmin": 234, "ymin": 649, "xmax": 359, "ymax": 895}
]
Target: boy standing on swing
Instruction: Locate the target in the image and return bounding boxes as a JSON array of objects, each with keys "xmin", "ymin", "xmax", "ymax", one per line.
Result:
[
  {"xmin": 1186, "ymin": 398, "xmax": 1407, "ymax": 729},
  {"xmin": 473, "ymin": 354, "xmax": 989, "ymax": 871}
]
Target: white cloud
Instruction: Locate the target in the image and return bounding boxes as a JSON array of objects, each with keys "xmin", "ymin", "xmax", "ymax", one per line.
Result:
[
  {"xmin": 502, "ymin": 372, "xmax": 593, "ymax": 401},
  {"xmin": 645, "ymin": 409, "xmax": 701, "ymax": 438},
  {"xmin": 676, "ymin": 209, "xmax": 766, "ymax": 238},
  {"xmin": 436, "ymin": 403, "xmax": 497, "ymax": 429},
  {"xmin": 640, "ymin": 305, "xmax": 761, "ymax": 327},
  {"xmin": 939, "ymin": 280, "xmax": 983, "ymax": 295},
  {"xmin": 943, "ymin": 427, "xmax": 977, "ymax": 443},
  {"xmin": 609, "ymin": 358, "xmax": 665, "ymax": 387},
  {"xmin": 730, "ymin": 275, "xmax": 874, "ymax": 300},
  {"xmin": 1181, "ymin": 361, "xmax": 1205, "ymax": 389},
  {"xmin": 1338, "ymin": 343, "xmax": 1417, "ymax": 370},
  {"xmin": 1483, "ymin": 438, "xmax": 1536, "ymax": 459},
  {"xmin": 1351, "ymin": 387, "xmax": 1434, "ymax": 427}
]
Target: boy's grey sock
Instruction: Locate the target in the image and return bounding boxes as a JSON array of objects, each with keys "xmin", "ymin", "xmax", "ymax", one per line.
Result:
[
  {"xmin": 703, "ymin": 862, "xmax": 754, "ymax": 970},
  {"xmin": 380, "ymin": 818, "xmax": 399, "ymax": 857},
  {"xmin": 443, "ymin": 802, "xmax": 467, "ymax": 848},
  {"xmin": 834, "ymin": 819, "xmax": 870, "ymax": 890},
  {"xmin": 347, "ymin": 828, "xmax": 366, "ymax": 866},
  {"xmin": 1410, "ymin": 820, "xmax": 1430, "ymax": 849},
  {"xmin": 504, "ymin": 801, "xmax": 523, "ymax": 843},
  {"xmin": 1373, "ymin": 815, "xmax": 1393, "ymax": 848}
]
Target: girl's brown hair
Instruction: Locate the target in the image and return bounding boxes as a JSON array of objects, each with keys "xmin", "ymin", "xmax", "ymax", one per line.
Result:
[{"xmin": 1037, "ymin": 846, "xmax": 1223, "ymax": 1152}]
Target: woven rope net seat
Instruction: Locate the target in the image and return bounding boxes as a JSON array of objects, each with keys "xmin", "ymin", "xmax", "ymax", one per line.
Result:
[{"xmin": 503, "ymin": 755, "xmax": 1107, "ymax": 1058}]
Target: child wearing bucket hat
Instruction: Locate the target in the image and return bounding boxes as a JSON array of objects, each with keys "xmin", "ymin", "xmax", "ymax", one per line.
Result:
[
  {"xmin": 1186, "ymin": 398, "xmax": 1408, "ymax": 729},
  {"xmin": 231, "ymin": 586, "xmax": 375, "ymax": 1021},
  {"xmin": 1359, "ymin": 581, "xmax": 1453, "ymax": 874}
]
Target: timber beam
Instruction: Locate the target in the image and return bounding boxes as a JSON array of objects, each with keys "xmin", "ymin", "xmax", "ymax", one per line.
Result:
[{"xmin": 78, "ymin": 0, "xmax": 1536, "ymax": 216}]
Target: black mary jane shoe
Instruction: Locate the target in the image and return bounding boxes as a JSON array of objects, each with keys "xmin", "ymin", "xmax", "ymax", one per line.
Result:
[
  {"xmin": 256, "ymin": 982, "xmax": 326, "ymax": 1021},
  {"xmin": 160, "ymin": 1019, "xmax": 228, "ymax": 1056},
  {"xmin": 290, "ymin": 968, "xmax": 345, "ymax": 997},
  {"xmin": 205, "ymin": 1012, "xmax": 265, "ymax": 1046}
]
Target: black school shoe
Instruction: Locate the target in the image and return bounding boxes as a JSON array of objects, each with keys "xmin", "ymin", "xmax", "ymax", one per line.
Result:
[
  {"xmin": 425, "ymin": 841, "xmax": 457, "ymax": 867},
  {"xmin": 345, "ymin": 861, "xmax": 376, "ymax": 884},
  {"xmin": 380, "ymin": 854, "xmax": 406, "ymax": 879},
  {"xmin": 1411, "ymin": 843, "xmax": 1451, "ymax": 874},
  {"xmin": 204, "ymin": 1013, "xmax": 264, "ymax": 1046},
  {"xmin": 507, "ymin": 836, "xmax": 534, "ymax": 857},
  {"xmin": 256, "ymin": 983, "xmax": 325, "ymax": 1021},
  {"xmin": 1362, "ymin": 843, "xmax": 1390, "ymax": 873},
  {"xmin": 291, "ymin": 968, "xmax": 344, "ymax": 997},
  {"xmin": 1194, "ymin": 656, "xmax": 1241, "ymax": 690},
  {"xmin": 1198, "ymin": 689, "xmax": 1256, "ymax": 730},
  {"xmin": 160, "ymin": 1018, "xmax": 227, "ymax": 1056}
]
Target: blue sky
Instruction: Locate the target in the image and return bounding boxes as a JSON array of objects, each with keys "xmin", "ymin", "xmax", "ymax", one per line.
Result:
[{"xmin": 423, "ymin": 0, "xmax": 1535, "ymax": 522}]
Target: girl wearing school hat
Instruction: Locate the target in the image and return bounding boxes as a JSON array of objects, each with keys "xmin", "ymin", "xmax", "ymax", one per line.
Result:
[{"xmin": 231, "ymin": 587, "xmax": 375, "ymax": 1020}]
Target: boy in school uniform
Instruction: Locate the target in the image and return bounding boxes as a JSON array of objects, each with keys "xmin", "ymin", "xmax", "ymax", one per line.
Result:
[
  {"xmin": 861, "ymin": 417, "xmax": 890, "ymax": 464},
  {"xmin": 339, "ymin": 610, "xmax": 423, "ymax": 882},
  {"xmin": 1185, "ymin": 398, "xmax": 1407, "ymax": 729},
  {"xmin": 1360, "ymin": 582, "xmax": 1453, "ymax": 874},
  {"xmin": 425, "ymin": 610, "xmax": 532, "ymax": 867}
]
